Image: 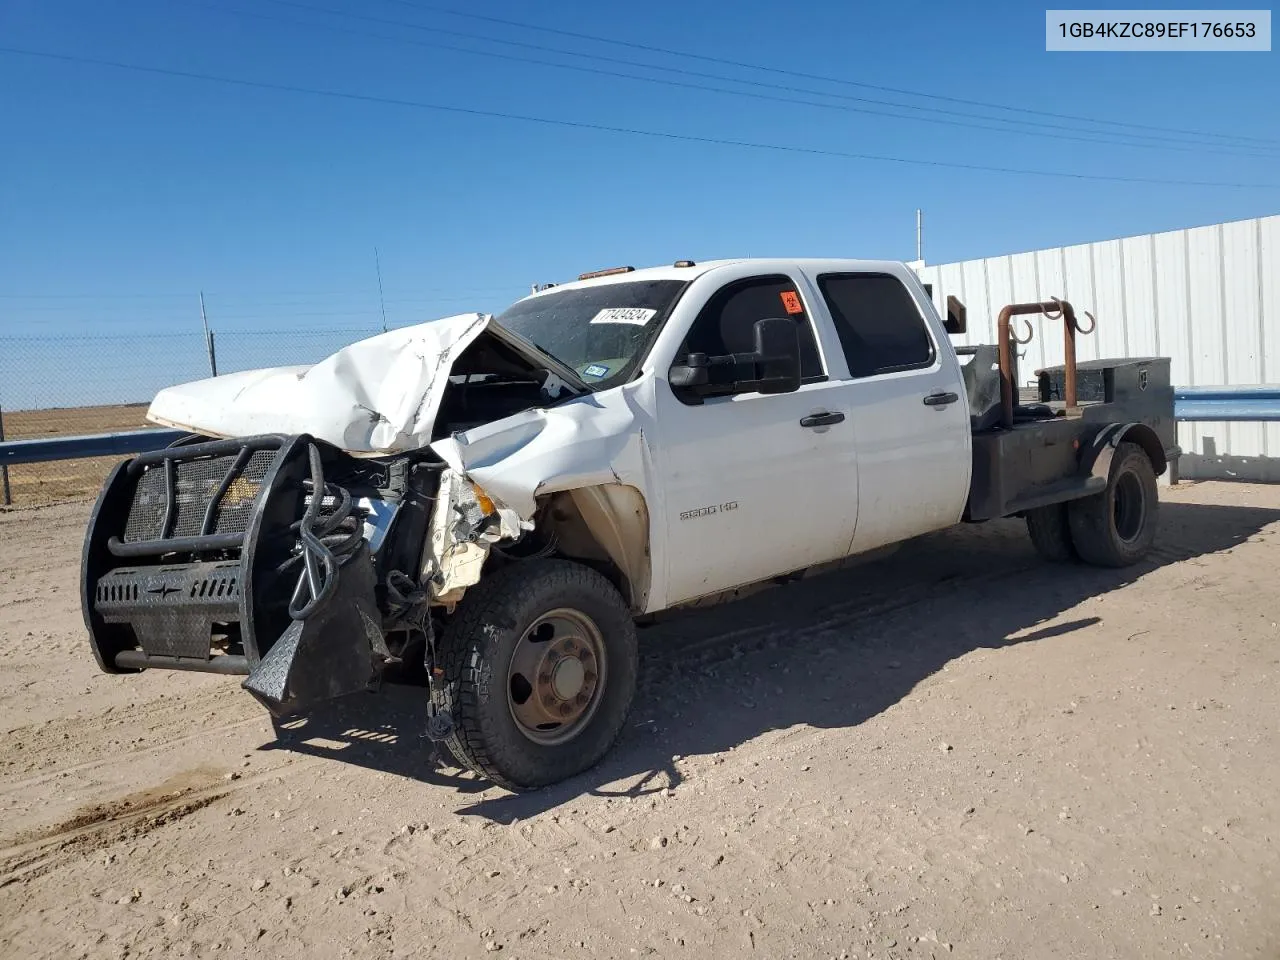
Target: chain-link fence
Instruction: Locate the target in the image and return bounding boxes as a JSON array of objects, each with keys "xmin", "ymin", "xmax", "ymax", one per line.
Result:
[{"xmin": 0, "ymin": 326, "xmax": 386, "ymax": 507}]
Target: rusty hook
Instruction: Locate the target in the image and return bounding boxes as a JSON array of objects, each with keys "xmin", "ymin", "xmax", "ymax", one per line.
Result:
[
  {"xmin": 1043, "ymin": 297, "xmax": 1065, "ymax": 321},
  {"xmin": 1011, "ymin": 317, "xmax": 1034, "ymax": 345},
  {"xmin": 1074, "ymin": 310, "xmax": 1096, "ymax": 335}
]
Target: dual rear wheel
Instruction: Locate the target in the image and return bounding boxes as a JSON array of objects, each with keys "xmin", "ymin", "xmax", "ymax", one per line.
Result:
[{"xmin": 1025, "ymin": 441, "xmax": 1159, "ymax": 568}]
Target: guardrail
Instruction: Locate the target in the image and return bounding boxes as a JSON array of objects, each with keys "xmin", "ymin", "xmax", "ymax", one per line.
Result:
[
  {"xmin": 1173, "ymin": 385, "xmax": 1280, "ymax": 422},
  {"xmin": 1, "ymin": 428, "xmax": 188, "ymax": 467},
  {"xmin": 2, "ymin": 386, "xmax": 1280, "ymax": 505},
  {"xmin": 0, "ymin": 428, "xmax": 187, "ymax": 505}
]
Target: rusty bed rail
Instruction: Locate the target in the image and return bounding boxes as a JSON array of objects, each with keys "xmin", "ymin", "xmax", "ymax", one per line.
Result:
[{"xmin": 996, "ymin": 298, "xmax": 1095, "ymax": 429}]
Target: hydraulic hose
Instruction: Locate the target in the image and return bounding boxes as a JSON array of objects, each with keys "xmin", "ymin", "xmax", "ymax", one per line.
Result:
[{"xmin": 286, "ymin": 443, "xmax": 364, "ymax": 620}]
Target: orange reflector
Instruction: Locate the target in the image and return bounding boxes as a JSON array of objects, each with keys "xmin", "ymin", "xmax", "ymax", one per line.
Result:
[{"xmin": 471, "ymin": 484, "xmax": 496, "ymax": 516}]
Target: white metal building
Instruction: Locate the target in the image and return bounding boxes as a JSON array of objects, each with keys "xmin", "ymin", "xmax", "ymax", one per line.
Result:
[{"xmin": 915, "ymin": 214, "xmax": 1280, "ymax": 482}]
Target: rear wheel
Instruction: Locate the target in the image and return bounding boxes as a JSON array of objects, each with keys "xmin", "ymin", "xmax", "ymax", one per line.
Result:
[
  {"xmin": 1025, "ymin": 503, "xmax": 1077, "ymax": 562},
  {"xmin": 1068, "ymin": 441, "xmax": 1159, "ymax": 567},
  {"xmin": 432, "ymin": 559, "xmax": 638, "ymax": 790}
]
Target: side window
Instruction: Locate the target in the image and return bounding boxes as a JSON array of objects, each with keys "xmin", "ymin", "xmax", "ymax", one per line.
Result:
[
  {"xmin": 817, "ymin": 273, "xmax": 936, "ymax": 378},
  {"xmin": 679, "ymin": 275, "xmax": 824, "ymax": 390}
]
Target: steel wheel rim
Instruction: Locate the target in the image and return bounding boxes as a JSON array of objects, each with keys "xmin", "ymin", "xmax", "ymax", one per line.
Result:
[
  {"xmin": 1113, "ymin": 471, "xmax": 1146, "ymax": 543},
  {"xmin": 507, "ymin": 607, "xmax": 607, "ymax": 746}
]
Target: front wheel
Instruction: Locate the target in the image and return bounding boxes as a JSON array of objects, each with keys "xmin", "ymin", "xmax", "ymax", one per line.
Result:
[
  {"xmin": 432, "ymin": 559, "xmax": 638, "ymax": 790},
  {"xmin": 1068, "ymin": 441, "xmax": 1159, "ymax": 567}
]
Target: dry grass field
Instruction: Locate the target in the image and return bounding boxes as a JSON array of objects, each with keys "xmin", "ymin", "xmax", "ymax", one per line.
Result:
[{"xmin": 1, "ymin": 404, "xmax": 153, "ymax": 507}]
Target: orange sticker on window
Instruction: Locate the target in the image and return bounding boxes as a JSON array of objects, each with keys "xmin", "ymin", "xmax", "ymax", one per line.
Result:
[{"xmin": 780, "ymin": 290, "xmax": 803, "ymax": 314}]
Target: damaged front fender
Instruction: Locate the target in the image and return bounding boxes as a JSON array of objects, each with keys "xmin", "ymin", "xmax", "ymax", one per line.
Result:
[{"xmin": 428, "ymin": 387, "xmax": 656, "ymax": 611}]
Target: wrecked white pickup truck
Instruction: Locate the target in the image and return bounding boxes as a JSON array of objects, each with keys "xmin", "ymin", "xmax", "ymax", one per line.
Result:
[{"xmin": 81, "ymin": 258, "xmax": 1179, "ymax": 789}]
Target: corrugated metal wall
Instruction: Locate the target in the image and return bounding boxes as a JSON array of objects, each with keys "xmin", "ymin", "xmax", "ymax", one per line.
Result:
[{"xmin": 916, "ymin": 214, "xmax": 1280, "ymax": 481}]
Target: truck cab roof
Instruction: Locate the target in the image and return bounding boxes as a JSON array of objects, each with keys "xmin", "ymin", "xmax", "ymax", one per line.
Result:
[{"xmin": 523, "ymin": 258, "xmax": 921, "ymax": 300}]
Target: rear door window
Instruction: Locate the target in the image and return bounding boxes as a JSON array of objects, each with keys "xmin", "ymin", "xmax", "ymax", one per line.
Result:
[{"xmin": 816, "ymin": 273, "xmax": 935, "ymax": 378}]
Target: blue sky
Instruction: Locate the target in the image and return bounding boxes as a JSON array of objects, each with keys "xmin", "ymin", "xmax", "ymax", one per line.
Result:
[{"xmin": 0, "ymin": 0, "xmax": 1277, "ymax": 406}]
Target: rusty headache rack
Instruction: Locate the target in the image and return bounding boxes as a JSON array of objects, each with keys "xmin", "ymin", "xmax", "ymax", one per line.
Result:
[{"xmin": 996, "ymin": 297, "xmax": 1096, "ymax": 429}]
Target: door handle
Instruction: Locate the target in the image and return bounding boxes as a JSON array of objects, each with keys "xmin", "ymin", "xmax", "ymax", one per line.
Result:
[
  {"xmin": 922, "ymin": 391, "xmax": 959, "ymax": 407},
  {"xmin": 800, "ymin": 411, "xmax": 845, "ymax": 428}
]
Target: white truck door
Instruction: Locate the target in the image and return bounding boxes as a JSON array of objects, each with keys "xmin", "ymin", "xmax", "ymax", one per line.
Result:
[
  {"xmin": 801, "ymin": 268, "xmax": 971, "ymax": 553},
  {"xmin": 654, "ymin": 272, "xmax": 859, "ymax": 606}
]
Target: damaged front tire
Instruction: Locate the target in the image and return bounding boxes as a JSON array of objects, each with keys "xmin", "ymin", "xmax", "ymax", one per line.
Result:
[{"xmin": 432, "ymin": 559, "xmax": 638, "ymax": 790}]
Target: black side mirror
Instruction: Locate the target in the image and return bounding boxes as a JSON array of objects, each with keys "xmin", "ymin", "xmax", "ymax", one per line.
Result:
[
  {"xmin": 668, "ymin": 352, "xmax": 710, "ymax": 388},
  {"xmin": 668, "ymin": 317, "xmax": 802, "ymax": 396},
  {"xmin": 750, "ymin": 316, "xmax": 801, "ymax": 394}
]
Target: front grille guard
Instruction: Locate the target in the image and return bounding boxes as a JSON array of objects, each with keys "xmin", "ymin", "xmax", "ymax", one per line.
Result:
[
  {"xmin": 82, "ymin": 433, "xmax": 310, "ymax": 675},
  {"xmin": 108, "ymin": 435, "xmax": 289, "ymax": 559}
]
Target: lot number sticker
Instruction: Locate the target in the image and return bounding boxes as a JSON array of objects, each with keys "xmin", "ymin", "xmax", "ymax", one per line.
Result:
[
  {"xmin": 780, "ymin": 291, "xmax": 804, "ymax": 314},
  {"xmin": 590, "ymin": 307, "xmax": 657, "ymax": 325}
]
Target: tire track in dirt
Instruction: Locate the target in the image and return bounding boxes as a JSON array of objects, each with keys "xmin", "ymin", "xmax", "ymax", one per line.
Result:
[
  {"xmin": 0, "ymin": 711, "xmax": 265, "ymax": 797},
  {"xmin": 0, "ymin": 749, "xmax": 334, "ymax": 889},
  {"xmin": 0, "ymin": 768, "xmax": 231, "ymax": 888}
]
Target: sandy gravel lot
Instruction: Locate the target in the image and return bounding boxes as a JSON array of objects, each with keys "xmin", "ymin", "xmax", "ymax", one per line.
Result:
[{"xmin": 1, "ymin": 481, "xmax": 1277, "ymax": 960}]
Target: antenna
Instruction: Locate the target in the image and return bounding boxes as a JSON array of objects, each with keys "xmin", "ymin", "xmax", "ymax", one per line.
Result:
[
  {"xmin": 374, "ymin": 247, "xmax": 388, "ymax": 333},
  {"xmin": 915, "ymin": 208, "xmax": 923, "ymax": 263},
  {"xmin": 199, "ymin": 291, "xmax": 217, "ymax": 377}
]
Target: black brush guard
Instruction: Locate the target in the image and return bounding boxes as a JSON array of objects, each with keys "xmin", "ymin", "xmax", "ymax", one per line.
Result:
[{"xmin": 81, "ymin": 433, "xmax": 392, "ymax": 717}]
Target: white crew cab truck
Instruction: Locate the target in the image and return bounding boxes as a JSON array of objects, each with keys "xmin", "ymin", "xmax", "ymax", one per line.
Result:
[{"xmin": 81, "ymin": 258, "xmax": 1178, "ymax": 789}]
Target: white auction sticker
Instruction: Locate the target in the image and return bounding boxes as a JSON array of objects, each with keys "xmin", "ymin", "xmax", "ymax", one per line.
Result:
[
  {"xmin": 589, "ymin": 307, "xmax": 657, "ymax": 325},
  {"xmin": 1046, "ymin": 10, "xmax": 1271, "ymax": 50}
]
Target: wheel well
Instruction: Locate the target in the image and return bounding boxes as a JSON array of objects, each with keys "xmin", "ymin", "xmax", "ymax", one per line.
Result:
[
  {"xmin": 1116, "ymin": 423, "xmax": 1168, "ymax": 477},
  {"xmin": 1079, "ymin": 422, "xmax": 1168, "ymax": 488},
  {"xmin": 536, "ymin": 485, "xmax": 651, "ymax": 613}
]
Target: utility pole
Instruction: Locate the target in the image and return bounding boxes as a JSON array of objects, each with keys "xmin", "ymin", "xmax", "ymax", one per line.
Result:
[
  {"xmin": 375, "ymin": 247, "xmax": 388, "ymax": 333},
  {"xmin": 916, "ymin": 208, "xmax": 923, "ymax": 264},
  {"xmin": 200, "ymin": 291, "xmax": 217, "ymax": 377}
]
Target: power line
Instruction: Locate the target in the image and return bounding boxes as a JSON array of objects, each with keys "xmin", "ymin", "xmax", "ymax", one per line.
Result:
[
  {"xmin": 2, "ymin": 45, "xmax": 1275, "ymax": 190},
  {"xmin": 6, "ymin": 310, "xmax": 433, "ymax": 326},
  {"xmin": 0, "ymin": 289, "xmax": 521, "ymax": 303},
  {"xmin": 383, "ymin": 0, "xmax": 1280, "ymax": 149},
  {"xmin": 0, "ymin": 326, "xmax": 394, "ymax": 341},
  {"xmin": 240, "ymin": 0, "xmax": 1280, "ymax": 158}
]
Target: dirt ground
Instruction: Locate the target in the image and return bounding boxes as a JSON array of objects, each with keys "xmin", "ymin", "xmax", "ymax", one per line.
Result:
[
  {"xmin": 1, "ymin": 481, "xmax": 1278, "ymax": 960},
  {"xmin": 1, "ymin": 404, "xmax": 152, "ymax": 507}
]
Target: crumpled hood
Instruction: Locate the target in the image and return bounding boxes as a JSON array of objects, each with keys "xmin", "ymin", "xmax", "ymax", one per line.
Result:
[
  {"xmin": 147, "ymin": 313, "xmax": 490, "ymax": 453},
  {"xmin": 146, "ymin": 313, "xmax": 584, "ymax": 454}
]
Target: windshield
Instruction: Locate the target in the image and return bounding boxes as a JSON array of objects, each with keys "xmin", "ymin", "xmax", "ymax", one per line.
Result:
[{"xmin": 494, "ymin": 279, "xmax": 689, "ymax": 389}]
